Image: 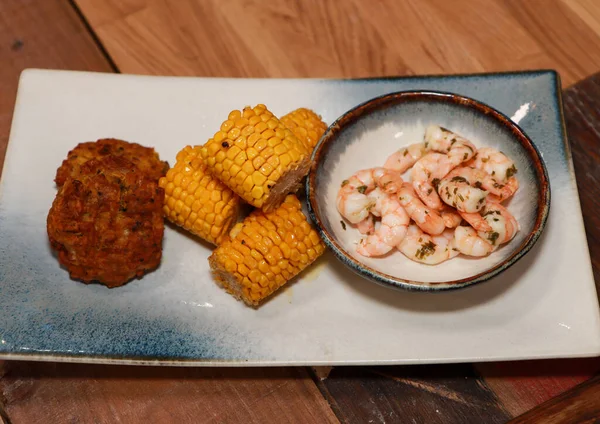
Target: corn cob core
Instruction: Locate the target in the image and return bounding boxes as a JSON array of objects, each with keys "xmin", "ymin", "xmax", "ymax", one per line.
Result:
[
  {"xmin": 200, "ymin": 104, "xmax": 311, "ymax": 212},
  {"xmin": 159, "ymin": 145, "xmax": 241, "ymax": 245},
  {"xmin": 209, "ymin": 195, "xmax": 326, "ymax": 306},
  {"xmin": 281, "ymin": 108, "xmax": 328, "ymax": 151}
]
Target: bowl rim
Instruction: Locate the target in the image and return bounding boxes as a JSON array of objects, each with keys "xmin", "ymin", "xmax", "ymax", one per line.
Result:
[{"xmin": 305, "ymin": 89, "xmax": 551, "ymax": 292}]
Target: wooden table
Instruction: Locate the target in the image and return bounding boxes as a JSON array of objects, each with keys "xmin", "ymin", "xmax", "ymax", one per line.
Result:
[{"xmin": 1, "ymin": 1, "xmax": 599, "ymax": 422}]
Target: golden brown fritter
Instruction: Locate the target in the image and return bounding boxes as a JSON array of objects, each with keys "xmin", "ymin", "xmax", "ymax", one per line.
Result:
[
  {"xmin": 47, "ymin": 155, "xmax": 165, "ymax": 287},
  {"xmin": 55, "ymin": 138, "xmax": 169, "ymax": 187}
]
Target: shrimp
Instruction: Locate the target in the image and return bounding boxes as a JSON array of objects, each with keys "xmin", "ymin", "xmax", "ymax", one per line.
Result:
[
  {"xmin": 397, "ymin": 183, "xmax": 446, "ymax": 235},
  {"xmin": 375, "ymin": 168, "xmax": 404, "ymax": 194},
  {"xmin": 470, "ymin": 147, "xmax": 517, "ymax": 183},
  {"xmin": 478, "ymin": 202, "xmax": 519, "ymax": 246},
  {"xmin": 411, "ymin": 152, "xmax": 457, "ymax": 210},
  {"xmin": 356, "ymin": 216, "xmax": 375, "ymax": 235},
  {"xmin": 356, "ymin": 194, "xmax": 410, "ymax": 257},
  {"xmin": 454, "ymin": 226, "xmax": 495, "ymax": 257},
  {"xmin": 437, "ymin": 167, "xmax": 490, "ymax": 213},
  {"xmin": 398, "ymin": 224, "xmax": 459, "ymax": 265},
  {"xmin": 488, "ymin": 176, "xmax": 519, "ymax": 203},
  {"xmin": 424, "ymin": 125, "xmax": 477, "ymax": 166},
  {"xmin": 384, "ymin": 142, "xmax": 427, "ymax": 173},
  {"xmin": 458, "ymin": 210, "xmax": 493, "ymax": 232},
  {"xmin": 468, "ymin": 147, "xmax": 519, "ymax": 202},
  {"xmin": 440, "ymin": 206, "xmax": 463, "ymax": 229},
  {"xmin": 337, "ymin": 167, "xmax": 399, "ymax": 224}
]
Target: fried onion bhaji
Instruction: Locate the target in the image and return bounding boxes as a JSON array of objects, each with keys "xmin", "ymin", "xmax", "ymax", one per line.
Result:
[
  {"xmin": 47, "ymin": 154, "xmax": 166, "ymax": 287},
  {"xmin": 55, "ymin": 138, "xmax": 169, "ymax": 187}
]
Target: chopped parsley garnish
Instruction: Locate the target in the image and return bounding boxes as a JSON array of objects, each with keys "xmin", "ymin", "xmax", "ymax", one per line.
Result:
[
  {"xmin": 357, "ymin": 185, "xmax": 367, "ymax": 194},
  {"xmin": 487, "ymin": 231, "xmax": 500, "ymax": 244},
  {"xmin": 416, "ymin": 241, "xmax": 436, "ymax": 259},
  {"xmin": 403, "ymin": 149, "xmax": 409, "ymax": 156},
  {"xmin": 340, "ymin": 221, "xmax": 347, "ymax": 230},
  {"xmin": 341, "ymin": 180, "xmax": 349, "ymax": 187},
  {"xmin": 451, "ymin": 176, "xmax": 468, "ymax": 183},
  {"xmin": 474, "ymin": 181, "xmax": 483, "ymax": 189},
  {"xmin": 506, "ymin": 164, "xmax": 517, "ymax": 179}
]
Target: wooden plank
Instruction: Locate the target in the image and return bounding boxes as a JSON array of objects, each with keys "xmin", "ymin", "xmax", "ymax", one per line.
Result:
[
  {"xmin": 73, "ymin": 0, "xmax": 600, "ymax": 86},
  {"xmin": 0, "ymin": 362, "xmax": 339, "ymax": 424},
  {"xmin": 0, "ymin": 0, "xmax": 114, "ymax": 178},
  {"xmin": 318, "ymin": 365, "xmax": 511, "ymax": 424},
  {"xmin": 506, "ymin": 0, "xmax": 600, "ymax": 86},
  {"xmin": 476, "ymin": 359, "xmax": 600, "ymax": 417},
  {"xmin": 508, "ymin": 375, "xmax": 600, "ymax": 424}
]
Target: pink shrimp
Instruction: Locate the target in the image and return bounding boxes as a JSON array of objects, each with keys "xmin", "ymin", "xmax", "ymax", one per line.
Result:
[
  {"xmin": 356, "ymin": 194, "xmax": 410, "ymax": 257},
  {"xmin": 384, "ymin": 143, "xmax": 427, "ymax": 174},
  {"xmin": 398, "ymin": 225, "xmax": 459, "ymax": 265},
  {"xmin": 397, "ymin": 183, "xmax": 446, "ymax": 235},
  {"xmin": 337, "ymin": 167, "xmax": 402, "ymax": 224},
  {"xmin": 411, "ymin": 152, "xmax": 457, "ymax": 210},
  {"xmin": 424, "ymin": 125, "xmax": 477, "ymax": 167}
]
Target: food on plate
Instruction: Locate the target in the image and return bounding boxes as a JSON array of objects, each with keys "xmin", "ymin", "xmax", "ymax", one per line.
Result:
[
  {"xmin": 55, "ymin": 138, "xmax": 169, "ymax": 187},
  {"xmin": 337, "ymin": 125, "xmax": 520, "ymax": 264},
  {"xmin": 200, "ymin": 104, "xmax": 311, "ymax": 212},
  {"xmin": 209, "ymin": 195, "xmax": 326, "ymax": 306},
  {"xmin": 383, "ymin": 142, "xmax": 426, "ymax": 173},
  {"xmin": 398, "ymin": 225, "xmax": 459, "ymax": 265},
  {"xmin": 280, "ymin": 108, "xmax": 328, "ymax": 151},
  {"xmin": 159, "ymin": 145, "xmax": 241, "ymax": 245},
  {"xmin": 47, "ymin": 154, "xmax": 165, "ymax": 287}
]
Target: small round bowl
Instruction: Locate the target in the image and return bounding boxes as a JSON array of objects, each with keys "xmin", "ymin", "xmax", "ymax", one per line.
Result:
[{"xmin": 306, "ymin": 90, "xmax": 551, "ymax": 291}]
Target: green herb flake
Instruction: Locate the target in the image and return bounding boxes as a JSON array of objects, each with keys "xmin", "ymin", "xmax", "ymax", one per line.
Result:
[
  {"xmin": 506, "ymin": 164, "xmax": 517, "ymax": 179},
  {"xmin": 463, "ymin": 153, "xmax": 468, "ymax": 161},
  {"xmin": 340, "ymin": 221, "xmax": 347, "ymax": 230},
  {"xmin": 488, "ymin": 231, "xmax": 500, "ymax": 245},
  {"xmin": 341, "ymin": 179, "xmax": 349, "ymax": 187},
  {"xmin": 451, "ymin": 176, "xmax": 468, "ymax": 183},
  {"xmin": 416, "ymin": 241, "xmax": 436, "ymax": 260},
  {"xmin": 427, "ymin": 188, "xmax": 433, "ymax": 195},
  {"xmin": 403, "ymin": 149, "xmax": 409, "ymax": 156},
  {"xmin": 474, "ymin": 181, "xmax": 483, "ymax": 189},
  {"xmin": 357, "ymin": 185, "xmax": 368, "ymax": 194}
]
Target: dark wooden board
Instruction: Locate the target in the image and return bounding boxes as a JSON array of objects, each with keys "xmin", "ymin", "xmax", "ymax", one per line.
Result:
[{"xmin": 509, "ymin": 375, "xmax": 600, "ymax": 424}]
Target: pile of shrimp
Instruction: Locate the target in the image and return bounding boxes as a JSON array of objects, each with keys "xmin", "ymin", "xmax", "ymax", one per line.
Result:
[{"xmin": 336, "ymin": 125, "xmax": 520, "ymax": 265}]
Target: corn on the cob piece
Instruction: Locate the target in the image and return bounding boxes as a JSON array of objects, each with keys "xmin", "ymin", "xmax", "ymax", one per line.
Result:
[
  {"xmin": 200, "ymin": 104, "xmax": 311, "ymax": 212},
  {"xmin": 159, "ymin": 145, "xmax": 241, "ymax": 245},
  {"xmin": 281, "ymin": 108, "xmax": 327, "ymax": 151},
  {"xmin": 209, "ymin": 194, "xmax": 326, "ymax": 306}
]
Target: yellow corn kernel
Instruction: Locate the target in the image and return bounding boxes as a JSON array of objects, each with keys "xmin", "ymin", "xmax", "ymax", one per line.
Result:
[
  {"xmin": 159, "ymin": 145, "xmax": 241, "ymax": 245},
  {"xmin": 200, "ymin": 104, "xmax": 311, "ymax": 212},
  {"xmin": 208, "ymin": 194, "xmax": 326, "ymax": 307},
  {"xmin": 280, "ymin": 108, "xmax": 328, "ymax": 151}
]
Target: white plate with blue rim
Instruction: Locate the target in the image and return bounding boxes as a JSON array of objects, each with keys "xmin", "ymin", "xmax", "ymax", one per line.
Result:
[{"xmin": 0, "ymin": 69, "xmax": 598, "ymax": 366}]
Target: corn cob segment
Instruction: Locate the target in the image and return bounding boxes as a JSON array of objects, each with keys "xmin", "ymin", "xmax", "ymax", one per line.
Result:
[
  {"xmin": 200, "ymin": 104, "xmax": 311, "ymax": 212},
  {"xmin": 281, "ymin": 108, "xmax": 328, "ymax": 151},
  {"xmin": 159, "ymin": 145, "xmax": 241, "ymax": 245},
  {"xmin": 209, "ymin": 195, "xmax": 326, "ymax": 306}
]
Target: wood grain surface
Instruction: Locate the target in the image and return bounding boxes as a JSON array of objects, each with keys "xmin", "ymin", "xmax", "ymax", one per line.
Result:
[
  {"xmin": 0, "ymin": 362, "xmax": 338, "ymax": 424},
  {"xmin": 509, "ymin": 375, "xmax": 600, "ymax": 424},
  {"xmin": 2, "ymin": 1, "xmax": 600, "ymax": 423},
  {"xmin": 74, "ymin": 0, "xmax": 600, "ymax": 86},
  {"xmin": 0, "ymin": 0, "xmax": 113, "ymax": 177}
]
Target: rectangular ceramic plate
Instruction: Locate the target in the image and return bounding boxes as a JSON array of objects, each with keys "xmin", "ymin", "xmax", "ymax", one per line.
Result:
[{"xmin": 1, "ymin": 69, "xmax": 599, "ymax": 366}]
